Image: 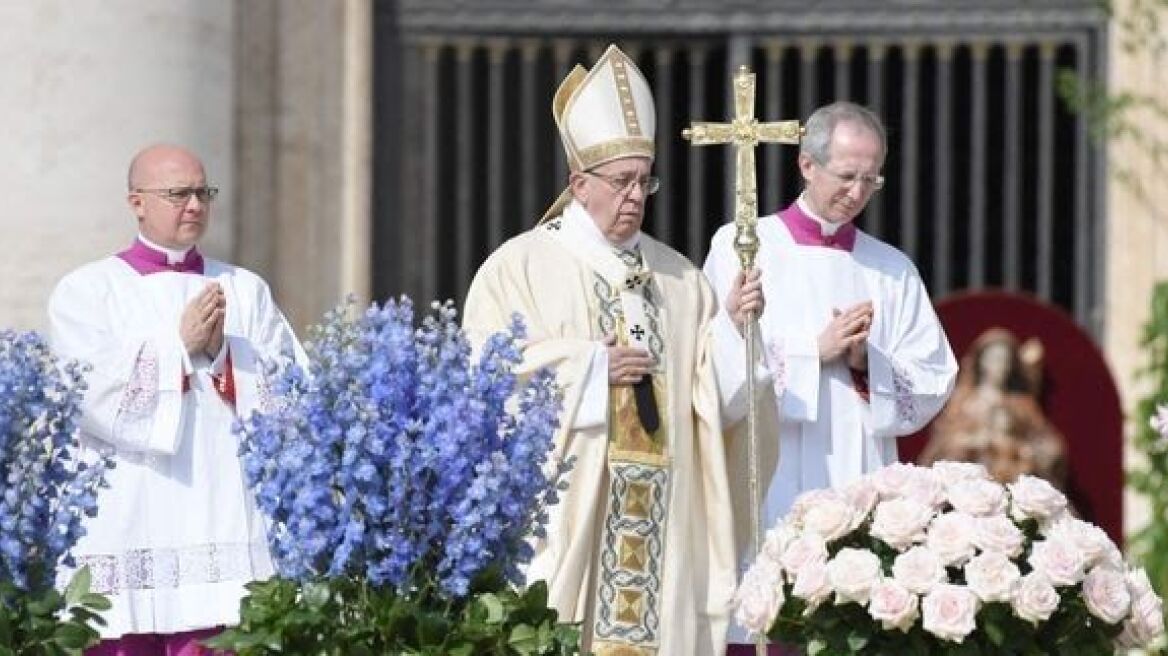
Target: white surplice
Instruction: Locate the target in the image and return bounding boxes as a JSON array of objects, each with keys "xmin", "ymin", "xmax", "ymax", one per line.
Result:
[
  {"xmin": 704, "ymin": 201, "xmax": 957, "ymax": 575},
  {"xmin": 462, "ymin": 200, "xmax": 756, "ymax": 656},
  {"xmin": 47, "ymin": 254, "xmax": 303, "ymax": 638}
]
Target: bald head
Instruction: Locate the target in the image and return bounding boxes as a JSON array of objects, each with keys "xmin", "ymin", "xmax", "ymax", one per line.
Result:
[
  {"xmin": 126, "ymin": 144, "xmax": 212, "ymax": 249},
  {"xmin": 127, "ymin": 144, "xmax": 206, "ymax": 191}
]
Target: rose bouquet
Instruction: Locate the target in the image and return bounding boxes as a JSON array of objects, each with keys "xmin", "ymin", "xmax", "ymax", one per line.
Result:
[
  {"xmin": 206, "ymin": 299, "xmax": 578, "ymax": 655},
  {"xmin": 735, "ymin": 461, "xmax": 1165, "ymax": 655}
]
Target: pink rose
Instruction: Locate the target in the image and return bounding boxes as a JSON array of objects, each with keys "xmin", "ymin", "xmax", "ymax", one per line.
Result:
[
  {"xmin": 1116, "ymin": 573, "xmax": 1166, "ymax": 649},
  {"xmin": 970, "ymin": 514, "xmax": 1025, "ymax": 558},
  {"xmin": 871, "ymin": 462, "xmax": 925, "ymax": 500},
  {"xmin": 1081, "ymin": 566, "xmax": 1131, "ymax": 625},
  {"xmin": 1127, "ymin": 567, "xmax": 1156, "ymax": 601},
  {"xmin": 842, "ymin": 477, "xmax": 881, "ymax": 519},
  {"xmin": 762, "ymin": 523, "xmax": 798, "ymax": 562},
  {"xmin": 1044, "ymin": 517, "xmax": 1120, "ymax": 569},
  {"xmin": 963, "ymin": 551, "xmax": 1021, "ymax": 603},
  {"xmin": 787, "ymin": 489, "xmax": 844, "ymax": 527},
  {"xmin": 931, "ymin": 460, "xmax": 991, "ymax": 487},
  {"xmin": 826, "ymin": 548, "xmax": 883, "ymax": 605},
  {"xmin": 926, "ymin": 511, "xmax": 977, "ymax": 566},
  {"xmin": 1012, "ymin": 572, "xmax": 1060, "ymax": 624},
  {"xmin": 791, "ymin": 559, "xmax": 832, "ymax": 611},
  {"xmin": 868, "ymin": 579, "xmax": 920, "ymax": 632},
  {"xmin": 922, "ymin": 584, "xmax": 979, "ymax": 643},
  {"xmin": 893, "ymin": 546, "xmax": 947, "ymax": 594},
  {"xmin": 947, "ymin": 478, "xmax": 1008, "ymax": 517},
  {"xmin": 1027, "ymin": 538, "xmax": 1087, "ymax": 587},
  {"xmin": 802, "ymin": 495, "xmax": 859, "ymax": 542},
  {"xmin": 870, "ymin": 498, "xmax": 935, "ymax": 550},
  {"xmin": 903, "ymin": 470, "xmax": 948, "ymax": 509},
  {"xmin": 1008, "ymin": 475, "xmax": 1068, "ymax": 522},
  {"xmin": 780, "ymin": 533, "xmax": 828, "ymax": 583},
  {"xmin": 734, "ymin": 556, "xmax": 784, "ymax": 635}
]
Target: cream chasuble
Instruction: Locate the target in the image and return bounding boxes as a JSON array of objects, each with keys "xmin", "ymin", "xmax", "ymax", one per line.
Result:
[{"xmin": 463, "ymin": 201, "xmax": 738, "ymax": 656}]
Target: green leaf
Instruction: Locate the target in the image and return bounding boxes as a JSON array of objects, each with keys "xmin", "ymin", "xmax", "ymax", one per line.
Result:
[
  {"xmin": 52, "ymin": 621, "xmax": 97, "ymax": 649},
  {"xmin": 79, "ymin": 592, "xmax": 112, "ymax": 612},
  {"xmin": 63, "ymin": 566, "xmax": 92, "ymax": 606},
  {"xmin": 479, "ymin": 593, "xmax": 506, "ymax": 624},
  {"xmin": 508, "ymin": 623, "xmax": 539, "ymax": 655}
]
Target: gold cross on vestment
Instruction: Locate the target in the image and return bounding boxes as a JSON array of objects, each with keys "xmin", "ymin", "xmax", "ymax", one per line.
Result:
[{"xmin": 682, "ymin": 65, "xmax": 802, "ymax": 270}]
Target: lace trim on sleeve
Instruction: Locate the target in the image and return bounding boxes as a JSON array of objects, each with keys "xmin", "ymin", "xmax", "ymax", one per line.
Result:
[
  {"xmin": 111, "ymin": 343, "xmax": 162, "ymax": 444},
  {"xmin": 72, "ymin": 542, "xmax": 273, "ymax": 594},
  {"xmin": 119, "ymin": 342, "xmax": 159, "ymax": 415},
  {"xmin": 892, "ymin": 362, "xmax": 919, "ymax": 426}
]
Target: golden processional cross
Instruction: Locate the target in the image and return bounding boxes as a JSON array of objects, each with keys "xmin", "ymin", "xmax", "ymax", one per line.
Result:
[{"xmin": 683, "ymin": 65, "xmax": 801, "ymax": 656}]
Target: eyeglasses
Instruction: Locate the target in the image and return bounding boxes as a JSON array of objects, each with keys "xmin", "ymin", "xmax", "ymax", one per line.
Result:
[
  {"xmin": 134, "ymin": 186, "xmax": 220, "ymax": 205},
  {"xmin": 817, "ymin": 166, "xmax": 885, "ymax": 191},
  {"xmin": 584, "ymin": 171, "xmax": 661, "ymax": 195}
]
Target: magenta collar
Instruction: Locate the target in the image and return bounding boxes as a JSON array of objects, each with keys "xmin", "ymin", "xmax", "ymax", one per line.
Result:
[
  {"xmin": 777, "ymin": 203, "xmax": 857, "ymax": 252},
  {"xmin": 117, "ymin": 239, "xmax": 205, "ymax": 275}
]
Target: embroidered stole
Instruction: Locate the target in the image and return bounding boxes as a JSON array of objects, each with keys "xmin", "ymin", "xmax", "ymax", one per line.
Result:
[{"xmin": 543, "ymin": 207, "xmax": 671, "ymax": 655}]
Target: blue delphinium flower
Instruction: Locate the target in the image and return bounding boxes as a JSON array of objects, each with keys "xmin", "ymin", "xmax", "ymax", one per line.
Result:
[
  {"xmin": 0, "ymin": 330, "xmax": 111, "ymax": 592},
  {"xmin": 236, "ymin": 298, "xmax": 566, "ymax": 599}
]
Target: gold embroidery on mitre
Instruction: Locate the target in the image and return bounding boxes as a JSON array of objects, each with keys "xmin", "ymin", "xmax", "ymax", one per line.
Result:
[
  {"xmin": 610, "ymin": 56, "xmax": 642, "ymax": 137},
  {"xmin": 552, "ymin": 64, "xmax": 589, "ymax": 172},
  {"xmin": 576, "ymin": 138, "xmax": 655, "ymax": 172}
]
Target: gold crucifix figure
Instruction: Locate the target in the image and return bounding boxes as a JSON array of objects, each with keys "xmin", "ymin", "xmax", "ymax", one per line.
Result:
[{"xmin": 683, "ymin": 65, "xmax": 801, "ymax": 656}]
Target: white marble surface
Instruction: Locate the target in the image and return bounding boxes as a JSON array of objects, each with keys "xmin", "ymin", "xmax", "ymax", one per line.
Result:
[{"xmin": 0, "ymin": 1, "xmax": 234, "ymax": 330}]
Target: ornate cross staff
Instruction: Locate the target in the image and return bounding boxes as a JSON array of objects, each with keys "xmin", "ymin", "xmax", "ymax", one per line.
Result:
[{"xmin": 683, "ymin": 65, "xmax": 801, "ymax": 655}]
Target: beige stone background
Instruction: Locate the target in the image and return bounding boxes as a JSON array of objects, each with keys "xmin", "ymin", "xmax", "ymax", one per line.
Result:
[
  {"xmin": 0, "ymin": 0, "xmax": 1165, "ymax": 535},
  {"xmin": 1105, "ymin": 0, "xmax": 1168, "ymax": 537},
  {"xmin": 0, "ymin": 0, "xmax": 370, "ymax": 334}
]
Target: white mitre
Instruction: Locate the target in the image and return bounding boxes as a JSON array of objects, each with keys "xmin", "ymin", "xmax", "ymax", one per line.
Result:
[{"xmin": 540, "ymin": 44, "xmax": 656, "ymax": 223}]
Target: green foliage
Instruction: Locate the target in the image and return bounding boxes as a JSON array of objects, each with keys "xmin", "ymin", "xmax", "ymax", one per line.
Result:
[
  {"xmin": 1057, "ymin": 0, "xmax": 1168, "ymax": 215},
  {"xmin": 769, "ymin": 591, "xmax": 1120, "ymax": 656},
  {"xmin": 1127, "ymin": 281, "xmax": 1168, "ymax": 654},
  {"xmin": 0, "ymin": 566, "xmax": 111, "ymax": 655},
  {"xmin": 204, "ymin": 574, "xmax": 579, "ymax": 656}
]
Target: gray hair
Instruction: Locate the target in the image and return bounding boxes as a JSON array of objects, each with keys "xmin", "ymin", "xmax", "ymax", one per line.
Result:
[{"xmin": 800, "ymin": 101, "xmax": 887, "ymax": 164}]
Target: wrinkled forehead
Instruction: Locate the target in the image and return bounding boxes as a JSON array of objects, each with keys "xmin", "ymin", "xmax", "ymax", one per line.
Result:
[{"xmin": 592, "ymin": 156, "xmax": 652, "ymax": 176}]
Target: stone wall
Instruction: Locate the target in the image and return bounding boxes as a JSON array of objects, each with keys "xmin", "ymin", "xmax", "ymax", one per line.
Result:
[
  {"xmin": 0, "ymin": 0, "xmax": 371, "ymax": 335},
  {"xmin": 0, "ymin": 1, "xmax": 236, "ymax": 330}
]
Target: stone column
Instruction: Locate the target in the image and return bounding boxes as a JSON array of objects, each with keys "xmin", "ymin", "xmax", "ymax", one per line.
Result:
[
  {"xmin": 234, "ymin": 0, "xmax": 372, "ymax": 332},
  {"xmin": 0, "ymin": 1, "xmax": 235, "ymax": 330},
  {"xmin": 1103, "ymin": 4, "xmax": 1168, "ymax": 538}
]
